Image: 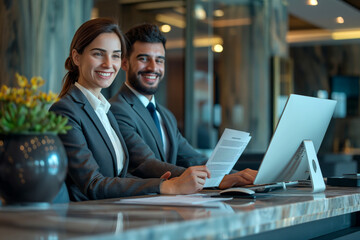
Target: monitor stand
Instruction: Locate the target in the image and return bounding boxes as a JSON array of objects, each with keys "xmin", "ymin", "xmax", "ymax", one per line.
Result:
[
  {"xmin": 261, "ymin": 140, "xmax": 326, "ymax": 194},
  {"xmin": 293, "ymin": 140, "xmax": 326, "ymax": 193}
]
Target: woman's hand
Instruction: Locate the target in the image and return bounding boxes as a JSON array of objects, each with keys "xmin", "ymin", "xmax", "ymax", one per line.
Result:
[{"xmin": 160, "ymin": 166, "xmax": 211, "ymax": 194}]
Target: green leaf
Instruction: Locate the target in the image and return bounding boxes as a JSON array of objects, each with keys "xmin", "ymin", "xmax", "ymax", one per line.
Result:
[
  {"xmin": 8, "ymin": 104, "xmax": 16, "ymax": 119},
  {"xmin": 17, "ymin": 114, "xmax": 25, "ymax": 126},
  {"xmin": 34, "ymin": 124, "xmax": 43, "ymax": 132}
]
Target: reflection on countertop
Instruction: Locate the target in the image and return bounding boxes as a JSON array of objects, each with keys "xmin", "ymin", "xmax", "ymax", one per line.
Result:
[{"xmin": 0, "ymin": 186, "xmax": 360, "ymax": 239}]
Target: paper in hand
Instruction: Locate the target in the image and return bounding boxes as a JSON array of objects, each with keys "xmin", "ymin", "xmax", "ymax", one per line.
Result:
[{"xmin": 204, "ymin": 128, "xmax": 251, "ymax": 188}]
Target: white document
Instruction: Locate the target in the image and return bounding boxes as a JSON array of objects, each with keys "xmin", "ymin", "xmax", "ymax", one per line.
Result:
[
  {"xmin": 204, "ymin": 128, "xmax": 251, "ymax": 188},
  {"xmin": 115, "ymin": 195, "xmax": 232, "ymax": 206}
]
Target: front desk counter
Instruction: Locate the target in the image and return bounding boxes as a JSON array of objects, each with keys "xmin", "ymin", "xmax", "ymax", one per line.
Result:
[{"xmin": 1, "ymin": 186, "xmax": 360, "ymax": 240}]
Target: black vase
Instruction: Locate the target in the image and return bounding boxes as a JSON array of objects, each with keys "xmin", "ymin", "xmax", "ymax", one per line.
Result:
[{"xmin": 0, "ymin": 133, "xmax": 67, "ymax": 205}]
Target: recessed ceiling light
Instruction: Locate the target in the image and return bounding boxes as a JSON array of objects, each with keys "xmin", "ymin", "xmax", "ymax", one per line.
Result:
[
  {"xmin": 307, "ymin": 0, "xmax": 318, "ymax": 6},
  {"xmin": 195, "ymin": 5, "xmax": 206, "ymax": 20},
  {"xmin": 212, "ymin": 44, "xmax": 223, "ymax": 53},
  {"xmin": 336, "ymin": 16, "xmax": 344, "ymax": 24},
  {"xmin": 213, "ymin": 9, "xmax": 224, "ymax": 17},
  {"xmin": 160, "ymin": 24, "xmax": 171, "ymax": 33}
]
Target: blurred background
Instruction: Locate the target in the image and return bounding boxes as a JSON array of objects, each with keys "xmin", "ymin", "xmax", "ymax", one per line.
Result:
[{"xmin": 2, "ymin": 0, "xmax": 360, "ymax": 176}]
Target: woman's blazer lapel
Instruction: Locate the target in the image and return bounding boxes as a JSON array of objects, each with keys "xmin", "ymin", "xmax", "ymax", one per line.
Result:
[{"xmin": 69, "ymin": 86, "xmax": 119, "ymax": 175}]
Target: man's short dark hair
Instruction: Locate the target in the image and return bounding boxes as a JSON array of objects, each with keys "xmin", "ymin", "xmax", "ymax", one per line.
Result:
[{"xmin": 125, "ymin": 23, "xmax": 166, "ymax": 57}]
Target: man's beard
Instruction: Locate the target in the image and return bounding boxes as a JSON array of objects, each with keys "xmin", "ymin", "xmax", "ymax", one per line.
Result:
[{"xmin": 128, "ymin": 66, "xmax": 162, "ymax": 95}]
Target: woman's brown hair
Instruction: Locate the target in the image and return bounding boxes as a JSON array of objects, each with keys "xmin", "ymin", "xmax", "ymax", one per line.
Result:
[{"xmin": 59, "ymin": 18, "xmax": 125, "ymax": 98}]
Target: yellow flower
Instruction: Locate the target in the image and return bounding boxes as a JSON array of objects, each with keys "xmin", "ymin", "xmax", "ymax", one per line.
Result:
[
  {"xmin": 9, "ymin": 90, "xmax": 17, "ymax": 102},
  {"xmin": 25, "ymin": 97, "xmax": 35, "ymax": 107},
  {"xmin": 0, "ymin": 73, "xmax": 71, "ymax": 134},
  {"xmin": 1, "ymin": 85, "xmax": 9, "ymax": 93},
  {"xmin": 47, "ymin": 90, "xmax": 58, "ymax": 102},
  {"xmin": 15, "ymin": 73, "xmax": 28, "ymax": 88},
  {"xmin": 36, "ymin": 90, "xmax": 58, "ymax": 103},
  {"xmin": 0, "ymin": 85, "xmax": 9, "ymax": 100},
  {"xmin": 15, "ymin": 96, "xmax": 23, "ymax": 104},
  {"xmin": 30, "ymin": 76, "xmax": 45, "ymax": 90},
  {"xmin": 16, "ymin": 88, "xmax": 24, "ymax": 96}
]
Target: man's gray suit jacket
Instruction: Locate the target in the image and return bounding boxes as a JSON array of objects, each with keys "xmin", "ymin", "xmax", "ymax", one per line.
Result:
[
  {"xmin": 109, "ymin": 84, "xmax": 208, "ymax": 173},
  {"xmin": 50, "ymin": 85, "xmax": 184, "ymax": 201}
]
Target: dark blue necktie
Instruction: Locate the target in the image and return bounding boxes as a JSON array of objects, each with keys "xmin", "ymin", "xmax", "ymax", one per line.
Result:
[{"xmin": 146, "ymin": 102, "xmax": 162, "ymax": 140}]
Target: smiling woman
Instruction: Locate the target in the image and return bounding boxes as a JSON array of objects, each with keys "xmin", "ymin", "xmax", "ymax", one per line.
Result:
[
  {"xmin": 71, "ymin": 32, "xmax": 122, "ymax": 97},
  {"xmin": 58, "ymin": 18, "xmax": 126, "ymax": 98},
  {"xmin": 49, "ymin": 18, "xmax": 211, "ymax": 201}
]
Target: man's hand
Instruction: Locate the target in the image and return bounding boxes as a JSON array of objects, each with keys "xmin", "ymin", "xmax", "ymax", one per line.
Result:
[
  {"xmin": 218, "ymin": 168, "xmax": 257, "ymax": 189},
  {"xmin": 160, "ymin": 166, "xmax": 211, "ymax": 195}
]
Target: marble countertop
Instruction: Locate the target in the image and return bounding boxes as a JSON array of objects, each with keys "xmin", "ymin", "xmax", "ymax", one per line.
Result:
[{"xmin": 0, "ymin": 186, "xmax": 360, "ymax": 240}]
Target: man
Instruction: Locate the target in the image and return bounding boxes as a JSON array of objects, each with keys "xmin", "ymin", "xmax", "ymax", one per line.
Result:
[{"xmin": 110, "ymin": 23, "xmax": 256, "ymax": 189}]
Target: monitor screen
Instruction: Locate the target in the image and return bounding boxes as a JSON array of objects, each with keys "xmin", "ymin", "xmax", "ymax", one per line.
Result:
[
  {"xmin": 254, "ymin": 94, "xmax": 336, "ymax": 185},
  {"xmin": 331, "ymin": 75, "xmax": 359, "ymax": 117}
]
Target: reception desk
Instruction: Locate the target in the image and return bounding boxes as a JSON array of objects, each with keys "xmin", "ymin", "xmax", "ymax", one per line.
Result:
[{"xmin": 0, "ymin": 186, "xmax": 360, "ymax": 239}]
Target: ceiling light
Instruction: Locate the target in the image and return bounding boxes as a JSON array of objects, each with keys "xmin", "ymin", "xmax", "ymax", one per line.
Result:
[
  {"xmin": 166, "ymin": 36, "xmax": 223, "ymax": 49},
  {"xmin": 287, "ymin": 29, "xmax": 332, "ymax": 43},
  {"xmin": 195, "ymin": 5, "xmax": 206, "ymax": 20},
  {"xmin": 212, "ymin": 44, "xmax": 223, "ymax": 53},
  {"xmin": 156, "ymin": 13, "xmax": 185, "ymax": 28},
  {"xmin": 336, "ymin": 16, "xmax": 344, "ymax": 24},
  {"xmin": 332, "ymin": 30, "xmax": 360, "ymax": 40},
  {"xmin": 287, "ymin": 29, "xmax": 360, "ymax": 43},
  {"xmin": 306, "ymin": 0, "xmax": 318, "ymax": 6},
  {"xmin": 213, "ymin": 9, "xmax": 224, "ymax": 17},
  {"xmin": 212, "ymin": 18, "xmax": 251, "ymax": 28},
  {"xmin": 160, "ymin": 24, "xmax": 171, "ymax": 33},
  {"xmin": 194, "ymin": 36, "xmax": 223, "ymax": 48}
]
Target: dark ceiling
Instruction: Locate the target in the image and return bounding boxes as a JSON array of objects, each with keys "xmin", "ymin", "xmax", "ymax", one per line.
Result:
[{"xmin": 289, "ymin": 0, "xmax": 360, "ymax": 31}]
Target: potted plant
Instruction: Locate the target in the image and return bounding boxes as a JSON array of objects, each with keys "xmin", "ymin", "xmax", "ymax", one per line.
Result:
[{"xmin": 0, "ymin": 73, "xmax": 71, "ymax": 205}]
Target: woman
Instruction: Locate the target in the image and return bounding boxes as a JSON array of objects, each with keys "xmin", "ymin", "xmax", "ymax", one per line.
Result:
[{"xmin": 50, "ymin": 18, "xmax": 210, "ymax": 201}]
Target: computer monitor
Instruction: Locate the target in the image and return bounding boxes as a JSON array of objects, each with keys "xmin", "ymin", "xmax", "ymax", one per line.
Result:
[{"xmin": 254, "ymin": 94, "xmax": 336, "ymax": 192}]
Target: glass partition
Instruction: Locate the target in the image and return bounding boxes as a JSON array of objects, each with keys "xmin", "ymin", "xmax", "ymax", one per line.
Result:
[
  {"xmin": 95, "ymin": 0, "xmax": 287, "ymax": 153},
  {"xmin": 186, "ymin": 0, "xmax": 279, "ymax": 153}
]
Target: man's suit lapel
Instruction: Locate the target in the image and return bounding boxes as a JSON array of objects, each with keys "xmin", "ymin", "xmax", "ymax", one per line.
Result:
[
  {"xmin": 69, "ymin": 86, "xmax": 119, "ymax": 175},
  {"xmin": 120, "ymin": 84, "xmax": 166, "ymax": 161}
]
